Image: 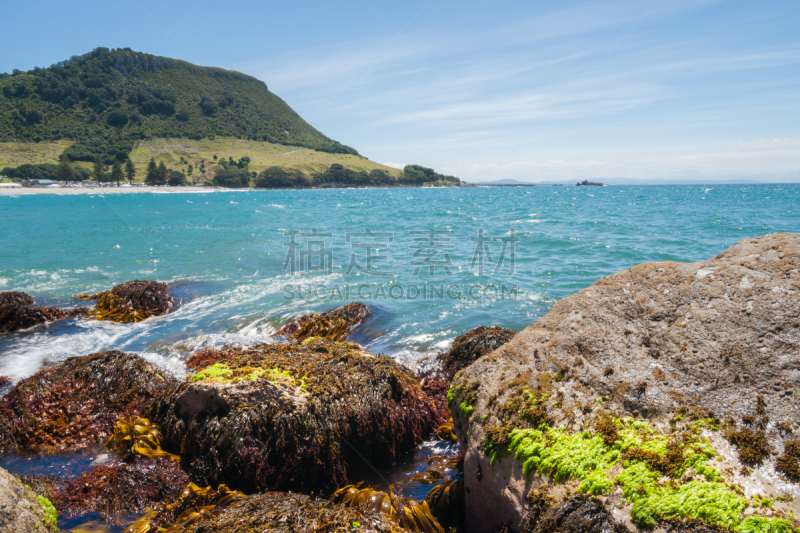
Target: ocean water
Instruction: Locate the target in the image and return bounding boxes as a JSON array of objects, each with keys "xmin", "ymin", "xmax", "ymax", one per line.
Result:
[{"xmin": 1, "ymin": 184, "xmax": 798, "ymax": 383}]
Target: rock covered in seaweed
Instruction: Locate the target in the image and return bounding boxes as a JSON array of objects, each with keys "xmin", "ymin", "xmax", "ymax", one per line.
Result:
[
  {"xmin": 51, "ymin": 456, "xmax": 189, "ymax": 525},
  {"xmin": 449, "ymin": 233, "xmax": 800, "ymax": 532},
  {"xmin": 0, "ymin": 290, "xmax": 86, "ymax": 334},
  {"xmin": 78, "ymin": 280, "xmax": 173, "ymax": 323},
  {"xmin": 126, "ymin": 484, "xmax": 403, "ymax": 533},
  {"xmin": 0, "ymin": 466, "xmax": 57, "ymax": 532},
  {"xmin": 148, "ymin": 338, "xmax": 439, "ymax": 495},
  {"xmin": 276, "ymin": 301, "xmax": 369, "ymax": 341},
  {"xmin": 0, "ymin": 350, "xmax": 177, "ymax": 455},
  {"xmin": 438, "ymin": 325, "xmax": 517, "ymax": 381}
]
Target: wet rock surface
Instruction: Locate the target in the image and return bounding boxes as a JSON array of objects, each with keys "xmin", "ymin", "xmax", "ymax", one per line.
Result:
[
  {"xmin": 148, "ymin": 337, "xmax": 439, "ymax": 495},
  {"xmin": 79, "ymin": 280, "xmax": 173, "ymax": 323},
  {"xmin": 0, "ymin": 466, "xmax": 57, "ymax": 532},
  {"xmin": 439, "ymin": 325, "xmax": 517, "ymax": 381},
  {"xmin": 0, "ymin": 350, "xmax": 178, "ymax": 455},
  {"xmin": 0, "ymin": 290, "xmax": 86, "ymax": 334},
  {"xmin": 450, "ymin": 233, "xmax": 800, "ymax": 532},
  {"xmin": 520, "ymin": 494, "xmax": 628, "ymax": 533}
]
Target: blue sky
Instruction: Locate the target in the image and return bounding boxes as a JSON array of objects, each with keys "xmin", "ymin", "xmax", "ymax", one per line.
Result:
[{"xmin": 2, "ymin": 0, "xmax": 799, "ymax": 182}]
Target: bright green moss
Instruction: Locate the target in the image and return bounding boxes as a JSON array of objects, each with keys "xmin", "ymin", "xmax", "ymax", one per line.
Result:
[
  {"xmin": 35, "ymin": 494, "xmax": 58, "ymax": 531},
  {"xmin": 615, "ymin": 461, "xmax": 659, "ymax": 499},
  {"xmin": 446, "ymin": 385, "xmax": 455, "ymax": 408},
  {"xmin": 192, "ymin": 363, "xmax": 301, "ymax": 388},
  {"xmin": 460, "ymin": 401, "xmax": 474, "ymax": 417},
  {"xmin": 578, "ymin": 469, "xmax": 613, "ymax": 495},
  {"xmin": 630, "ymin": 480, "xmax": 748, "ymax": 529},
  {"xmin": 735, "ymin": 516, "xmax": 795, "ymax": 533},
  {"xmin": 21, "ymin": 484, "xmax": 57, "ymax": 531},
  {"xmin": 508, "ymin": 426, "xmax": 621, "ymax": 481}
]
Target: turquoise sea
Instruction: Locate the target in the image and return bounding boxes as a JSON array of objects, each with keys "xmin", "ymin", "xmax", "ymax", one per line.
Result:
[{"xmin": 1, "ymin": 184, "xmax": 798, "ymax": 383}]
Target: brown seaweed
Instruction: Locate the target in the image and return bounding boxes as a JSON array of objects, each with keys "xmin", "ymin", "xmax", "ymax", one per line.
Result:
[
  {"xmin": 276, "ymin": 302, "xmax": 369, "ymax": 341},
  {"xmin": 0, "ymin": 350, "xmax": 177, "ymax": 455},
  {"xmin": 105, "ymin": 417, "xmax": 179, "ymax": 462},
  {"xmin": 331, "ymin": 483, "xmax": 445, "ymax": 533},
  {"xmin": 425, "ymin": 477, "xmax": 465, "ymax": 530},
  {"xmin": 122, "ymin": 482, "xmax": 245, "ymax": 533},
  {"xmin": 147, "ymin": 338, "xmax": 439, "ymax": 496},
  {"xmin": 78, "ymin": 280, "xmax": 173, "ymax": 323},
  {"xmin": 148, "ymin": 488, "xmax": 404, "ymax": 533}
]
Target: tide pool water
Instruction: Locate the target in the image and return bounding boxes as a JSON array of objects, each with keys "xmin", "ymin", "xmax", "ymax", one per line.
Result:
[{"xmin": 1, "ymin": 185, "xmax": 798, "ymax": 382}]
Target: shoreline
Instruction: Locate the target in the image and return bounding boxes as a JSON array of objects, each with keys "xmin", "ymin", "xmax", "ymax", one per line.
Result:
[{"xmin": 0, "ymin": 184, "xmax": 471, "ymax": 195}]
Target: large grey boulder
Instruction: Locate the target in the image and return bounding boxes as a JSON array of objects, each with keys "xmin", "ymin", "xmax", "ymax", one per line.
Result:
[
  {"xmin": 450, "ymin": 233, "xmax": 800, "ymax": 532},
  {"xmin": 0, "ymin": 467, "xmax": 57, "ymax": 532}
]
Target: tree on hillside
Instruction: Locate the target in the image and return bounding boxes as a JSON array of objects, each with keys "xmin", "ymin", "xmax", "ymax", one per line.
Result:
[
  {"xmin": 111, "ymin": 160, "xmax": 124, "ymax": 185},
  {"xmin": 57, "ymin": 154, "xmax": 76, "ymax": 182},
  {"xmin": 213, "ymin": 168, "xmax": 250, "ymax": 188},
  {"xmin": 125, "ymin": 158, "xmax": 136, "ymax": 184},
  {"xmin": 145, "ymin": 158, "xmax": 164, "ymax": 185},
  {"xmin": 107, "ymin": 110, "xmax": 128, "ymax": 127},
  {"xmin": 158, "ymin": 162, "xmax": 168, "ymax": 182},
  {"xmin": 168, "ymin": 170, "xmax": 187, "ymax": 186},
  {"xmin": 187, "ymin": 163, "xmax": 193, "ymax": 177},
  {"xmin": 92, "ymin": 156, "xmax": 104, "ymax": 182}
]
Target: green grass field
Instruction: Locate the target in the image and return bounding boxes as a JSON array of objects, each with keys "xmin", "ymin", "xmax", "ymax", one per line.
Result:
[
  {"xmin": 0, "ymin": 138, "xmax": 403, "ymax": 183},
  {"xmin": 0, "ymin": 140, "xmax": 76, "ymax": 168}
]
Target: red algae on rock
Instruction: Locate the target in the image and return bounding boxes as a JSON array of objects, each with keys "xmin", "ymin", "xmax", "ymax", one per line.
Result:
[
  {"xmin": 0, "ymin": 351, "xmax": 177, "ymax": 455},
  {"xmin": 78, "ymin": 280, "xmax": 173, "ymax": 323},
  {"xmin": 53, "ymin": 456, "xmax": 189, "ymax": 525},
  {"xmin": 147, "ymin": 338, "xmax": 439, "ymax": 495},
  {"xmin": 0, "ymin": 291, "xmax": 86, "ymax": 334}
]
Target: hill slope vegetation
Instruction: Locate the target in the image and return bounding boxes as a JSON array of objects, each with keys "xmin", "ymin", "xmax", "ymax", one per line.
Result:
[{"xmin": 0, "ymin": 47, "xmax": 357, "ymax": 164}]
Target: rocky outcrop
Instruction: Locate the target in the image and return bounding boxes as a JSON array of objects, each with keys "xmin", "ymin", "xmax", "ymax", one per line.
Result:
[
  {"xmin": 78, "ymin": 280, "xmax": 173, "ymax": 323},
  {"xmin": 0, "ymin": 291, "xmax": 86, "ymax": 334},
  {"xmin": 0, "ymin": 467, "xmax": 57, "ymax": 532},
  {"xmin": 148, "ymin": 338, "xmax": 439, "ymax": 495},
  {"xmin": 450, "ymin": 233, "xmax": 800, "ymax": 532},
  {"xmin": 276, "ymin": 301, "xmax": 369, "ymax": 341},
  {"xmin": 439, "ymin": 325, "xmax": 517, "ymax": 381},
  {"xmin": 520, "ymin": 494, "xmax": 628, "ymax": 533},
  {"xmin": 0, "ymin": 350, "xmax": 178, "ymax": 454}
]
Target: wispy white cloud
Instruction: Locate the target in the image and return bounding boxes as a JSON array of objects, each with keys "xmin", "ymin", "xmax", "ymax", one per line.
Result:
[{"xmin": 241, "ymin": 0, "xmax": 800, "ymax": 181}]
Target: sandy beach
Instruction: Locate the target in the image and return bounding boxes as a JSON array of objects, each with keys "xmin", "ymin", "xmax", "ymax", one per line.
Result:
[{"xmin": 0, "ymin": 186, "xmax": 234, "ymax": 195}]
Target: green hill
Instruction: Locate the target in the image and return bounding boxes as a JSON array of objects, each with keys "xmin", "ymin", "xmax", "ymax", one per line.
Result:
[{"xmin": 0, "ymin": 47, "xmax": 357, "ymax": 164}]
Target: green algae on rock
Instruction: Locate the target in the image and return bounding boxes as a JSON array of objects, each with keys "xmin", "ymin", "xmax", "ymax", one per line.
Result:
[
  {"xmin": 147, "ymin": 338, "xmax": 439, "ymax": 495},
  {"xmin": 0, "ymin": 350, "xmax": 177, "ymax": 455},
  {"xmin": 449, "ymin": 234, "xmax": 800, "ymax": 532},
  {"xmin": 0, "ymin": 467, "xmax": 58, "ymax": 532},
  {"xmin": 78, "ymin": 280, "xmax": 173, "ymax": 323}
]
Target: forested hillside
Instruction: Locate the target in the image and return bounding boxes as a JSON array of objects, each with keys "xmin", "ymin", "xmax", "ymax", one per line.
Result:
[{"xmin": 0, "ymin": 47, "xmax": 357, "ymax": 164}]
